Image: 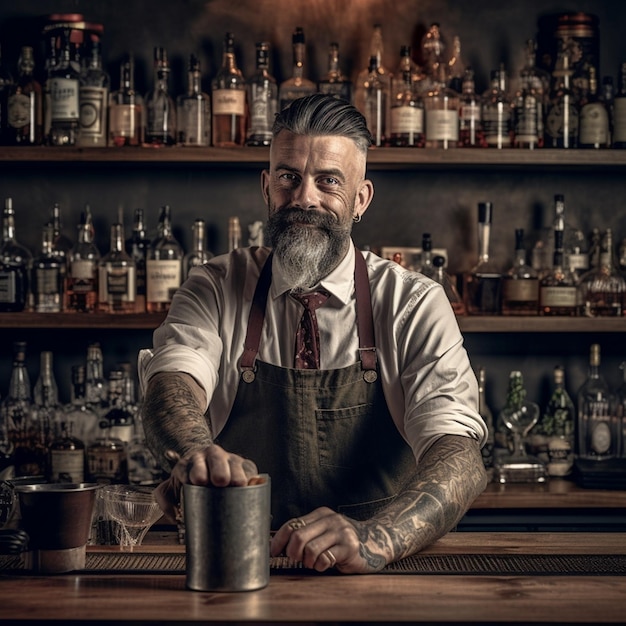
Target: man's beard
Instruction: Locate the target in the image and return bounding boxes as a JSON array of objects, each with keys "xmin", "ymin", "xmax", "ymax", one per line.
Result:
[{"xmin": 266, "ymin": 206, "xmax": 352, "ymax": 291}]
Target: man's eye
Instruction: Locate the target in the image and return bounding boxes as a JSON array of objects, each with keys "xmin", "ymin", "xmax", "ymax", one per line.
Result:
[
  {"xmin": 322, "ymin": 177, "xmax": 339, "ymax": 185},
  {"xmin": 279, "ymin": 173, "xmax": 297, "ymax": 182}
]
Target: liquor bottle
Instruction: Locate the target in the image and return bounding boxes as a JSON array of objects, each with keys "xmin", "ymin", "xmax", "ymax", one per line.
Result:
[
  {"xmin": 482, "ymin": 65, "xmax": 512, "ymax": 148},
  {"xmin": 246, "ymin": 42, "xmax": 278, "ymax": 147},
  {"xmin": 477, "ymin": 366, "xmax": 495, "ymax": 480},
  {"xmin": 613, "ymin": 62, "xmax": 626, "ymax": 149},
  {"xmin": 355, "ymin": 55, "xmax": 389, "ymax": 147},
  {"xmin": 67, "ymin": 207, "xmax": 100, "ymax": 313},
  {"xmin": 577, "ymin": 228, "xmax": 626, "ymax": 317},
  {"xmin": 423, "ymin": 62, "xmax": 459, "ymax": 149},
  {"xmin": 458, "ymin": 67, "xmax": 484, "ymax": 148},
  {"xmin": 183, "ymin": 218, "xmax": 213, "ymax": 280},
  {"xmin": 617, "ymin": 362, "xmax": 626, "ymax": 458},
  {"xmin": 98, "ymin": 223, "xmax": 137, "ymax": 314},
  {"xmin": 85, "ymin": 342, "xmax": 108, "ymax": 416},
  {"xmin": 463, "ymin": 202, "xmax": 502, "ymax": 315},
  {"xmin": 144, "ymin": 46, "xmax": 176, "ymax": 147},
  {"xmin": 539, "ymin": 229, "xmax": 578, "ymax": 316},
  {"xmin": 126, "ymin": 208, "xmax": 150, "ymax": 313},
  {"xmin": 577, "ymin": 343, "xmax": 619, "ymax": 460},
  {"xmin": 177, "ymin": 54, "xmax": 211, "ymax": 147},
  {"xmin": 578, "ymin": 66, "xmax": 610, "ymax": 149},
  {"xmin": 49, "ymin": 421, "xmax": 86, "ymax": 483},
  {"xmin": 211, "ymin": 32, "xmax": 246, "ymax": 147},
  {"xmin": 446, "ymin": 35, "xmax": 466, "ymax": 94},
  {"xmin": 0, "ymin": 42, "xmax": 14, "ymax": 145},
  {"xmin": 0, "ymin": 197, "xmax": 33, "ymax": 312},
  {"xmin": 539, "ymin": 365, "xmax": 575, "ymax": 477},
  {"xmin": 145, "ymin": 205, "xmax": 183, "ymax": 313},
  {"xmin": 501, "ymin": 228, "xmax": 539, "ymax": 316},
  {"xmin": 417, "ymin": 233, "xmax": 437, "ymax": 279},
  {"xmin": 7, "ymin": 46, "xmax": 43, "ymax": 145},
  {"xmin": 78, "ymin": 35, "xmax": 109, "ymax": 147},
  {"xmin": 86, "ymin": 432, "xmax": 129, "ymax": 485},
  {"xmin": 545, "ymin": 42, "xmax": 579, "ymax": 149},
  {"xmin": 108, "ymin": 54, "xmax": 144, "ymax": 147},
  {"xmin": 512, "ymin": 40, "xmax": 549, "ymax": 149},
  {"xmin": 420, "ymin": 22, "xmax": 446, "ymax": 86},
  {"xmin": 32, "ymin": 223, "xmax": 64, "ymax": 313},
  {"xmin": 228, "ymin": 216, "xmax": 242, "ymax": 252},
  {"xmin": 46, "ymin": 28, "xmax": 81, "ymax": 146},
  {"xmin": 318, "ymin": 42, "xmax": 352, "ymax": 102},
  {"xmin": 102, "ymin": 369, "xmax": 134, "ymax": 445},
  {"xmin": 64, "ymin": 364, "xmax": 101, "ymax": 448},
  {"xmin": 432, "ymin": 255, "xmax": 466, "ymax": 315},
  {"xmin": 389, "ymin": 69, "xmax": 424, "ymax": 147},
  {"xmin": 279, "ymin": 27, "xmax": 317, "ymax": 111}
]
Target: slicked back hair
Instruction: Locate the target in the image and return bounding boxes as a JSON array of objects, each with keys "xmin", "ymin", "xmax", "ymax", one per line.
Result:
[{"xmin": 272, "ymin": 94, "xmax": 373, "ymax": 155}]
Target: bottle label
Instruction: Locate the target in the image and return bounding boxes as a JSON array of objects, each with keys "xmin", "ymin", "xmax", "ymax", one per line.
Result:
[
  {"xmin": 591, "ymin": 421, "xmax": 611, "ymax": 455},
  {"xmin": 79, "ymin": 86, "xmax": 109, "ymax": 142},
  {"xmin": 48, "ymin": 77, "xmax": 80, "ymax": 121},
  {"xmin": 179, "ymin": 100, "xmax": 211, "ymax": 146},
  {"xmin": 249, "ymin": 87, "xmax": 276, "ymax": 134},
  {"xmin": 99, "ymin": 266, "xmax": 136, "ymax": 302},
  {"xmin": 460, "ymin": 102, "xmax": 480, "ymax": 122},
  {"xmin": 146, "ymin": 259, "xmax": 182, "ymax": 303},
  {"xmin": 540, "ymin": 285, "xmax": 578, "ymax": 307},
  {"xmin": 35, "ymin": 267, "xmax": 61, "ymax": 295},
  {"xmin": 0, "ymin": 271, "xmax": 17, "ymax": 302},
  {"xmin": 613, "ymin": 98, "xmax": 626, "ymax": 143},
  {"xmin": 390, "ymin": 106, "xmax": 424, "ymax": 133},
  {"xmin": 8, "ymin": 93, "xmax": 32, "ymax": 129},
  {"xmin": 545, "ymin": 99, "xmax": 579, "ymax": 144},
  {"xmin": 425, "ymin": 109, "xmax": 459, "ymax": 141},
  {"xmin": 513, "ymin": 97, "xmax": 540, "ymax": 143},
  {"xmin": 503, "ymin": 278, "xmax": 539, "ymax": 302},
  {"xmin": 51, "ymin": 449, "xmax": 85, "ymax": 483},
  {"xmin": 213, "ymin": 89, "xmax": 245, "ymax": 116},
  {"xmin": 483, "ymin": 104, "xmax": 512, "ymax": 147},
  {"xmin": 71, "ymin": 259, "xmax": 96, "ymax": 281},
  {"xmin": 579, "ymin": 102, "xmax": 610, "ymax": 146},
  {"xmin": 109, "ymin": 104, "xmax": 141, "ymax": 139}
]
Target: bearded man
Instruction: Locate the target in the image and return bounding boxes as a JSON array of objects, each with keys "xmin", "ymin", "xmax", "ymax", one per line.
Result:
[{"xmin": 139, "ymin": 94, "xmax": 487, "ymax": 574}]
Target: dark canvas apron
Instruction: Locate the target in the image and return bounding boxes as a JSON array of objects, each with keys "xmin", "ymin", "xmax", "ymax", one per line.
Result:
[{"xmin": 215, "ymin": 247, "xmax": 416, "ymax": 529}]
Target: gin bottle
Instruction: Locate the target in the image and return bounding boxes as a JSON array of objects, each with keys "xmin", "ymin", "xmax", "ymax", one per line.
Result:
[
  {"xmin": 318, "ymin": 42, "xmax": 352, "ymax": 103},
  {"xmin": 78, "ymin": 36, "xmax": 110, "ymax": 147},
  {"xmin": 108, "ymin": 55, "xmax": 144, "ymax": 147},
  {"xmin": 32, "ymin": 223, "xmax": 64, "ymax": 313},
  {"xmin": 482, "ymin": 65, "xmax": 512, "ymax": 148},
  {"xmin": 212, "ymin": 32, "xmax": 246, "ymax": 147},
  {"xmin": 279, "ymin": 27, "xmax": 317, "ymax": 111},
  {"xmin": 67, "ymin": 207, "xmax": 100, "ymax": 313},
  {"xmin": 183, "ymin": 218, "xmax": 213, "ymax": 280},
  {"xmin": 144, "ymin": 47, "xmax": 176, "ymax": 147},
  {"xmin": 7, "ymin": 46, "xmax": 43, "ymax": 145},
  {"xmin": 177, "ymin": 54, "xmax": 211, "ymax": 147},
  {"xmin": 98, "ymin": 223, "xmax": 136, "ymax": 314},
  {"xmin": 246, "ymin": 42, "xmax": 277, "ymax": 147},
  {"xmin": 501, "ymin": 228, "xmax": 539, "ymax": 316}
]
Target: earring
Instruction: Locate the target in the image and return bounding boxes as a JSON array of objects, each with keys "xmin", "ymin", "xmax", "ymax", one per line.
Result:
[{"xmin": 353, "ymin": 214, "xmax": 362, "ymax": 223}]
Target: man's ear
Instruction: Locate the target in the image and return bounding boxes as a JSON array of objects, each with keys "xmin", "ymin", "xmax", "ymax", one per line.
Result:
[
  {"xmin": 354, "ymin": 178, "xmax": 374, "ymax": 221},
  {"xmin": 261, "ymin": 169, "xmax": 270, "ymax": 205}
]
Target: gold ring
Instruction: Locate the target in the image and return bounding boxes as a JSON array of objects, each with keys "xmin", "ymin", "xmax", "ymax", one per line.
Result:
[
  {"xmin": 288, "ymin": 518, "xmax": 306, "ymax": 531},
  {"xmin": 324, "ymin": 549, "xmax": 336, "ymax": 568}
]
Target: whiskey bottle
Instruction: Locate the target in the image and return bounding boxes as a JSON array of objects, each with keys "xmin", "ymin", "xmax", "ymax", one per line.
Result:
[
  {"xmin": 423, "ymin": 62, "xmax": 459, "ymax": 149},
  {"xmin": 355, "ymin": 55, "xmax": 388, "ymax": 147},
  {"xmin": 7, "ymin": 46, "xmax": 43, "ymax": 145},
  {"xmin": 108, "ymin": 55, "xmax": 144, "ymax": 147},
  {"xmin": 78, "ymin": 35, "xmax": 109, "ymax": 147},
  {"xmin": 577, "ymin": 343, "xmax": 618, "ymax": 460},
  {"xmin": 85, "ymin": 342, "xmax": 108, "ymax": 416},
  {"xmin": 389, "ymin": 69, "xmax": 424, "ymax": 147},
  {"xmin": 446, "ymin": 35, "xmax": 466, "ymax": 94},
  {"xmin": 539, "ymin": 229, "xmax": 578, "ymax": 316},
  {"xmin": 578, "ymin": 66, "xmax": 610, "ymax": 149},
  {"xmin": 67, "ymin": 207, "xmax": 100, "ymax": 313},
  {"xmin": 279, "ymin": 27, "xmax": 317, "ymax": 111},
  {"xmin": 0, "ymin": 42, "xmax": 14, "ymax": 145},
  {"xmin": 318, "ymin": 42, "xmax": 352, "ymax": 103},
  {"xmin": 0, "ymin": 197, "xmax": 32, "ymax": 312},
  {"xmin": 64, "ymin": 364, "xmax": 101, "ymax": 448},
  {"xmin": 32, "ymin": 223, "xmax": 64, "ymax": 313},
  {"xmin": 612, "ymin": 62, "xmax": 626, "ymax": 149},
  {"xmin": 177, "ymin": 54, "xmax": 211, "ymax": 147},
  {"xmin": 145, "ymin": 205, "xmax": 183, "ymax": 313},
  {"xmin": 212, "ymin": 32, "xmax": 246, "ymax": 147},
  {"xmin": 482, "ymin": 65, "xmax": 512, "ymax": 148},
  {"xmin": 432, "ymin": 255, "xmax": 465, "ymax": 315},
  {"xmin": 246, "ymin": 42, "xmax": 278, "ymax": 147},
  {"xmin": 458, "ymin": 67, "xmax": 484, "ymax": 148},
  {"xmin": 49, "ymin": 421, "xmax": 85, "ymax": 483},
  {"xmin": 47, "ymin": 28, "xmax": 80, "ymax": 146},
  {"xmin": 501, "ymin": 228, "xmax": 539, "ymax": 316},
  {"xmin": 144, "ymin": 47, "xmax": 176, "ymax": 146},
  {"xmin": 183, "ymin": 218, "xmax": 213, "ymax": 280},
  {"xmin": 463, "ymin": 202, "xmax": 502, "ymax": 315},
  {"xmin": 126, "ymin": 208, "xmax": 150, "ymax": 313},
  {"xmin": 477, "ymin": 366, "xmax": 495, "ymax": 480},
  {"xmin": 98, "ymin": 223, "xmax": 136, "ymax": 314},
  {"xmin": 420, "ymin": 22, "xmax": 446, "ymax": 88}
]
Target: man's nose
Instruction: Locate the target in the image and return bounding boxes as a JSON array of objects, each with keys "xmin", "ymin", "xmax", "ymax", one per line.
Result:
[{"xmin": 291, "ymin": 178, "xmax": 319, "ymax": 209}]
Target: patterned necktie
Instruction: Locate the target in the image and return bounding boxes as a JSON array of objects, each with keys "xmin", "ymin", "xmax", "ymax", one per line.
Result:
[{"xmin": 292, "ymin": 290, "xmax": 330, "ymax": 369}]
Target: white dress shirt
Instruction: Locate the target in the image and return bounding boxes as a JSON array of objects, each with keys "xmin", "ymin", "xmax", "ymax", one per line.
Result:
[{"xmin": 138, "ymin": 242, "xmax": 487, "ymax": 462}]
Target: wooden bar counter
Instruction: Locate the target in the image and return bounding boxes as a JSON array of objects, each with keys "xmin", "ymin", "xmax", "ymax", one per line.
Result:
[{"xmin": 2, "ymin": 532, "xmax": 626, "ymax": 625}]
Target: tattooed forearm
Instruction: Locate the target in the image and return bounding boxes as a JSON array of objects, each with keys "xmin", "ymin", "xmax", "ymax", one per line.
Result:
[
  {"xmin": 357, "ymin": 434, "xmax": 487, "ymax": 570},
  {"xmin": 141, "ymin": 371, "xmax": 212, "ymax": 471}
]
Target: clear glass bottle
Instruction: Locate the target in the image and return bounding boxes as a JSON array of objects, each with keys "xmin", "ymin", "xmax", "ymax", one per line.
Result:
[
  {"xmin": 145, "ymin": 205, "xmax": 183, "ymax": 313},
  {"xmin": 183, "ymin": 218, "xmax": 213, "ymax": 280},
  {"xmin": 0, "ymin": 197, "xmax": 32, "ymax": 312},
  {"xmin": 67, "ymin": 207, "xmax": 100, "ymax": 313},
  {"xmin": 98, "ymin": 223, "xmax": 136, "ymax": 314},
  {"xmin": 211, "ymin": 32, "xmax": 246, "ymax": 148},
  {"xmin": 578, "ymin": 66, "xmax": 610, "ymax": 149},
  {"xmin": 354, "ymin": 55, "xmax": 389, "ymax": 147},
  {"xmin": 477, "ymin": 366, "xmax": 495, "ymax": 480},
  {"xmin": 501, "ymin": 228, "xmax": 539, "ymax": 316},
  {"xmin": 432, "ymin": 255, "xmax": 466, "ymax": 315},
  {"xmin": 246, "ymin": 42, "xmax": 277, "ymax": 147},
  {"xmin": 177, "ymin": 54, "xmax": 211, "ymax": 147},
  {"xmin": 612, "ymin": 62, "xmax": 626, "ymax": 149},
  {"xmin": 126, "ymin": 208, "xmax": 150, "ymax": 313},
  {"xmin": 577, "ymin": 343, "xmax": 619, "ymax": 461},
  {"xmin": 50, "ymin": 202, "xmax": 72, "ymax": 310},
  {"xmin": 78, "ymin": 35, "xmax": 109, "ymax": 147},
  {"xmin": 417, "ymin": 233, "xmax": 437, "ymax": 279},
  {"xmin": 32, "ymin": 223, "xmax": 64, "ymax": 313},
  {"xmin": 108, "ymin": 54, "xmax": 144, "ymax": 147},
  {"xmin": 279, "ymin": 26, "xmax": 317, "ymax": 111},
  {"xmin": 49, "ymin": 421, "xmax": 85, "ymax": 483},
  {"xmin": 64, "ymin": 364, "xmax": 101, "ymax": 448},
  {"xmin": 420, "ymin": 22, "xmax": 446, "ymax": 87},
  {"xmin": 447, "ymin": 35, "xmax": 466, "ymax": 94},
  {"xmin": 228, "ymin": 216, "xmax": 242, "ymax": 252},
  {"xmin": 7, "ymin": 45, "xmax": 43, "ymax": 145},
  {"xmin": 458, "ymin": 67, "xmax": 485, "ymax": 148},
  {"xmin": 482, "ymin": 65, "xmax": 512, "ymax": 149},
  {"xmin": 46, "ymin": 28, "xmax": 81, "ymax": 146},
  {"xmin": 539, "ymin": 229, "xmax": 579, "ymax": 316},
  {"xmin": 0, "ymin": 42, "xmax": 14, "ymax": 145},
  {"xmin": 423, "ymin": 62, "xmax": 459, "ymax": 149},
  {"xmin": 463, "ymin": 202, "xmax": 502, "ymax": 315},
  {"xmin": 578, "ymin": 228, "xmax": 626, "ymax": 317},
  {"xmin": 102, "ymin": 369, "xmax": 135, "ymax": 445},
  {"xmin": 144, "ymin": 46, "xmax": 176, "ymax": 147},
  {"xmin": 389, "ymin": 69, "xmax": 424, "ymax": 147},
  {"xmin": 85, "ymin": 342, "xmax": 108, "ymax": 417},
  {"xmin": 318, "ymin": 42, "xmax": 352, "ymax": 103}
]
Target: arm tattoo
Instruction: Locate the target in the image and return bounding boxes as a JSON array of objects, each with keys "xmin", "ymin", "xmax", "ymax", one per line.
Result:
[
  {"xmin": 356, "ymin": 434, "xmax": 487, "ymax": 569},
  {"xmin": 141, "ymin": 372, "xmax": 213, "ymax": 472}
]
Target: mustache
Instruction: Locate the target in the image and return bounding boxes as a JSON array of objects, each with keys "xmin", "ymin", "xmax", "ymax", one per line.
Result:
[{"xmin": 268, "ymin": 208, "xmax": 343, "ymax": 234}]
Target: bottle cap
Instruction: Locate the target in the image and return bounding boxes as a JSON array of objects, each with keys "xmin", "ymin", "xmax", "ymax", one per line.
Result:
[{"xmin": 478, "ymin": 202, "xmax": 493, "ymax": 224}]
